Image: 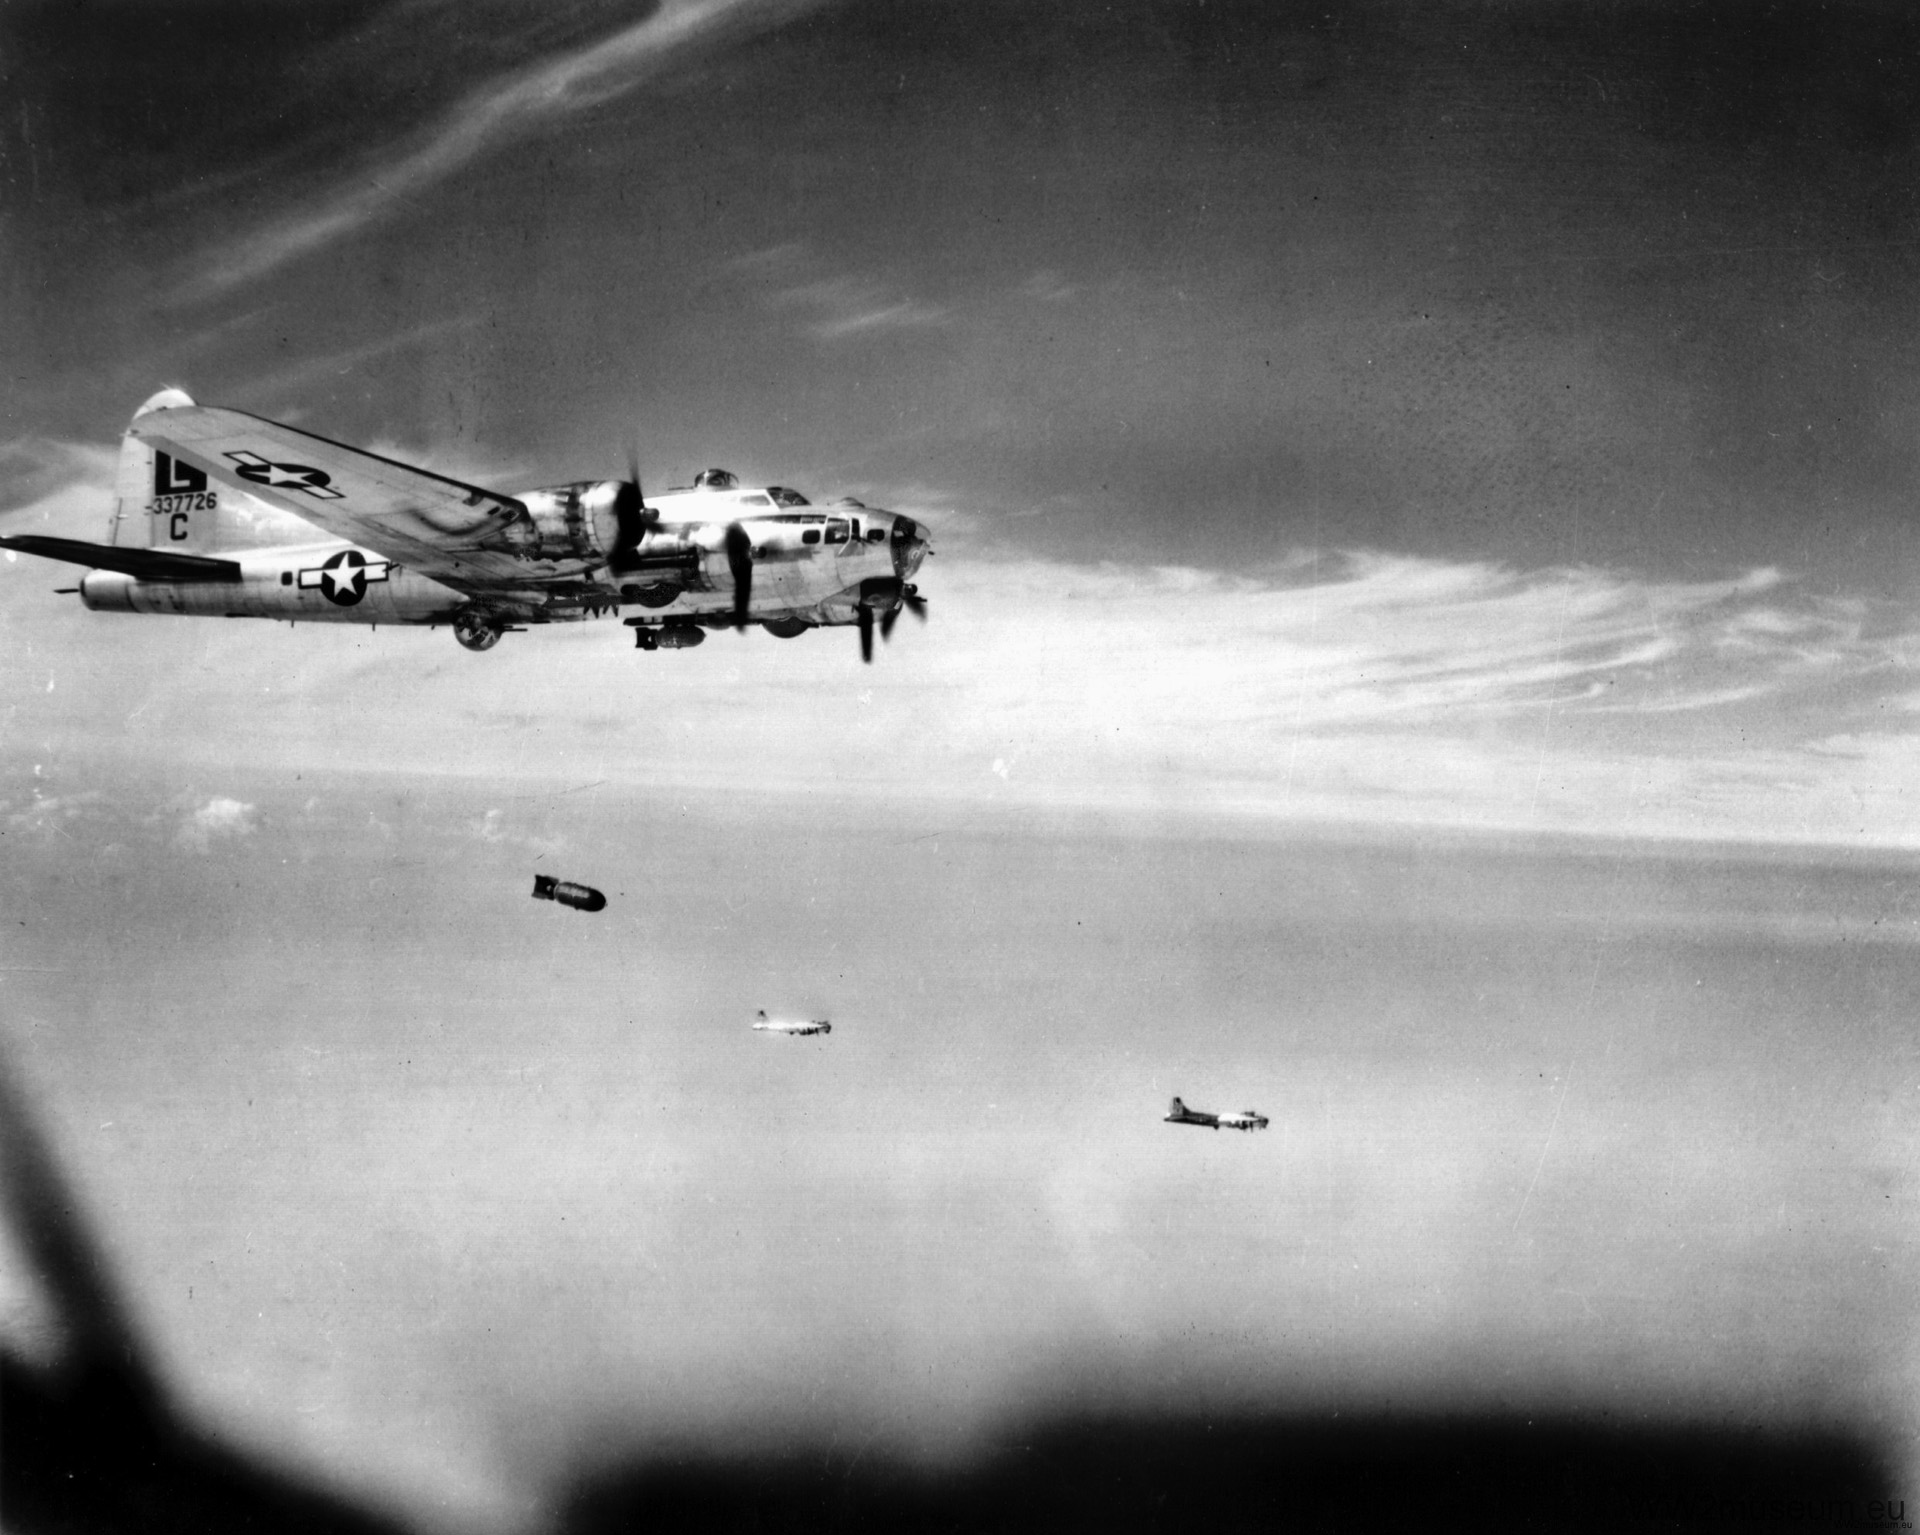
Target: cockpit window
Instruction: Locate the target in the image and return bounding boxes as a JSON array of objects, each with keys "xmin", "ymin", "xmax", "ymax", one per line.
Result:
[
  {"xmin": 865, "ymin": 528, "xmax": 885, "ymax": 543},
  {"xmin": 768, "ymin": 487, "xmax": 811, "ymax": 508},
  {"xmin": 740, "ymin": 493, "xmax": 771, "ymax": 506},
  {"xmin": 824, "ymin": 520, "xmax": 850, "ymax": 544},
  {"xmin": 891, "ymin": 517, "xmax": 918, "ymax": 544}
]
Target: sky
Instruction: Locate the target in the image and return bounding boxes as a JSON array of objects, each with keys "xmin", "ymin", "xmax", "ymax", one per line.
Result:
[
  {"xmin": 5, "ymin": 0, "xmax": 1920, "ymax": 845},
  {"xmin": 2, "ymin": 2, "xmax": 1918, "ymax": 1530}
]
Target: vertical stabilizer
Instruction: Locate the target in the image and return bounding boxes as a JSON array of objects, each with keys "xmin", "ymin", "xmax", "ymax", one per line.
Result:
[
  {"xmin": 114, "ymin": 389, "xmax": 320, "ymax": 554},
  {"xmin": 106, "ymin": 392, "xmax": 196, "ymax": 546}
]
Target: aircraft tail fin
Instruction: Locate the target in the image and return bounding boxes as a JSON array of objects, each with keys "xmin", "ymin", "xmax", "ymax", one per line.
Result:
[
  {"xmin": 1168, "ymin": 1097, "xmax": 1185, "ymax": 1116},
  {"xmin": 112, "ymin": 389, "xmax": 316, "ymax": 554},
  {"xmin": 108, "ymin": 390, "xmax": 194, "ymax": 548}
]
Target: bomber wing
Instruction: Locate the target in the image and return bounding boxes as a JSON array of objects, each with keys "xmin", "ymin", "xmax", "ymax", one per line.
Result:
[{"xmin": 134, "ymin": 405, "xmax": 539, "ymax": 594}]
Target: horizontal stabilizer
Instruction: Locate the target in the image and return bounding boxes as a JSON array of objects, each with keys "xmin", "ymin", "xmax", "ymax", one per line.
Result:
[{"xmin": 0, "ymin": 535, "xmax": 242, "ymax": 583}]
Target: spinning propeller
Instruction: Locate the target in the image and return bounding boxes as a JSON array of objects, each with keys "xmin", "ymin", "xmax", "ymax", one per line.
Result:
[
  {"xmin": 882, "ymin": 585, "xmax": 928, "ymax": 637},
  {"xmin": 607, "ymin": 444, "xmax": 656, "ymax": 570},
  {"xmin": 606, "ymin": 452, "xmax": 755, "ymax": 631},
  {"xmin": 857, "ymin": 576, "xmax": 928, "ymax": 663},
  {"xmin": 724, "ymin": 521, "xmax": 754, "ymax": 628}
]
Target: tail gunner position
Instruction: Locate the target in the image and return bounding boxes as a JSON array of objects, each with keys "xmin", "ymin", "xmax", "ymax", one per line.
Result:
[{"xmin": 2, "ymin": 391, "xmax": 932, "ymax": 660}]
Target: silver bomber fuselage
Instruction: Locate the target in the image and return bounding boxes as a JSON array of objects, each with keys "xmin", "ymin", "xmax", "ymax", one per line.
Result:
[
  {"xmin": 78, "ymin": 546, "xmax": 467, "ymax": 623},
  {"xmin": 77, "ymin": 500, "xmax": 930, "ymax": 632}
]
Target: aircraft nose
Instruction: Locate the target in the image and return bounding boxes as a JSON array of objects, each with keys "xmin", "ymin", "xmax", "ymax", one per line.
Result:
[{"xmin": 891, "ymin": 516, "xmax": 931, "ymax": 580}]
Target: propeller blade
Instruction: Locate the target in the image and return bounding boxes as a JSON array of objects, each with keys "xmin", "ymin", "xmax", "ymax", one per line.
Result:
[
  {"xmin": 858, "ymin": 604, "xmax": 874, "ymax": 663},
  {"xmin": 904, "ymin": 585, "xmax": 928, "ymax": 622},
  {"xmin": 611, "ymin": 479, "xmax": 645, "ymax": 556},
  {"xmin": 609, "ymin": 443, "xmax": 651, "ymax": 566},
  {"xmin": 724, "ymin": 522, "xmax": 753, "ymax": 627},
  {"xmin": 880, "ymin": 604, "xmax": 900, "ymax": 640}
]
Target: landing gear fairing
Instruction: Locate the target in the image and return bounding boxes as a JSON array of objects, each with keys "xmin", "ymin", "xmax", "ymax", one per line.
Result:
[{"xmin": 1, "ymin": 392, "xmax": 932, "ymax": 662}]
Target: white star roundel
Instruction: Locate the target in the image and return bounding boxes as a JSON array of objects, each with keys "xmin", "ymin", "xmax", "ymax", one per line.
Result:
[
  {"xmin": 224, "ymin": 450, "xmax": 345, "ymax": 499},
  {"xmin": 297, "ymin": 549, "xmax": 391, "ymax": 606}
]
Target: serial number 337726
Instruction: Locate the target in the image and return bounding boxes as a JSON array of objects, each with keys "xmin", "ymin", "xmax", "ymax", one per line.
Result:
[{"xmin": 151, "ymin": 492, "xmax": 219, "ymax": 516}]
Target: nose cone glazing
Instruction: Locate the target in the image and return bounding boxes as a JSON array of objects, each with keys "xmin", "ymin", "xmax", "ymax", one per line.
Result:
[{"xmin": 889, "ymin": 515, "xmax": 931, "ymax": 580}]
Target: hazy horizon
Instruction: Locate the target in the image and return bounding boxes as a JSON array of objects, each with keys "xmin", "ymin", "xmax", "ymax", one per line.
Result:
[{"xmin": 5, "ymin": 767, "xmax": 1916, "ymax": 1528}]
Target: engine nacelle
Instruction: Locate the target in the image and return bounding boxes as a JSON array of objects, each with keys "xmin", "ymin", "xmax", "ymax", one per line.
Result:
[
  {"xmin": 514, "ymin": 480, "xmax": 629, "ymax": 564},
  {"xmin": 506, "ymin": 482, "xmax": 743, "ymax": 592}
]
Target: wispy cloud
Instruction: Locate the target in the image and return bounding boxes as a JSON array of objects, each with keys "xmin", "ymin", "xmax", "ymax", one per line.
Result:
[
  {"xmin": 928, "ymin": 555, "xmax": 1801, "ymax": 738},
  {"xmin": 181, "ymin": 0, "xmax": 809, "ymax": 301},
  {"xmin": 725, "ymin": 247, "xmax": 948, "ymax": 341},
  {"xmin": 175, "ymin": 796, "xmax": 258, "ymax": 853},
  {"xmin": 811, "ymin": 299, "xmax": 949, "ymax": 341},
  {"xmin": 230, "ymin": 316, "xmax": 484, "ymax": 406},
  {"xmin": 722, "ymin": 243, "xmax": 809, "ymax": 279},
  {"xmin": 897, "ymin": 553, "xmax": 1916, "ymax": 842},
  {"xmin": 772, "ymin": 276, "xmax": 949, "ymax": 341},
  {"xmin": 1021, "ymin": 270, "xmax": 1078, "ymax": 304},
  {"xmin": 471, "ymin": 807, "xmax": 567, "ymax": 859},
  {"xmin": 3, "ymin": 785, "xmax": 105, "ymax": 842}
]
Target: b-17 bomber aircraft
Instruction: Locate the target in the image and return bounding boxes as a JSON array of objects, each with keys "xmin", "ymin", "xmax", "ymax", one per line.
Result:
[
  {"xmin": 1164, "ymin": 1096, "xmax": 1269, "ymax": 1131},
  {"xmin": 752, "ymin": 1010, "xmax": 831, "ymax": 1037},
  {"xmin": 1, "ymin": 390, "xmax": 932, "ymax": 659}
]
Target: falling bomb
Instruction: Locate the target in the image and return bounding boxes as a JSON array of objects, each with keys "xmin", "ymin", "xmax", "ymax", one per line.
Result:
[{"xmin": 531, "ymin": 875, "xmax": 606, "ymax": 913}]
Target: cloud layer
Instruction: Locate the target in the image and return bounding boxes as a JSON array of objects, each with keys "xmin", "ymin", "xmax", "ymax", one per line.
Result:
[
  {"xmin": 176, "ymin": 795, "xmax": 258, "ymax": 852},
  {"xmin": 4, "ymin": 444, "xmax": 1915, "ymax": 847}
]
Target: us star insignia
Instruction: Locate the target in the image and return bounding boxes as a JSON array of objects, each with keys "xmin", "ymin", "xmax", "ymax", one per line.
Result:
[{"xmin": 298, "ymin": 549, "xmax": 391, "ymax": 606}]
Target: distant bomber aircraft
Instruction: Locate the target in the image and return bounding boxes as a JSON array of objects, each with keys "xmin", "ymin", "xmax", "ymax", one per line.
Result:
[
  {"xmin": 1164, "ymin": 1096, "xmax": 1268, "ymax": 1132},
  {"xmin": 1, "ymin": 390, "xmax": 931, "ymax": 660},
  {"xmin": 753, "ymin": 1010, "xmax": 831, "ymax": 1037}
]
